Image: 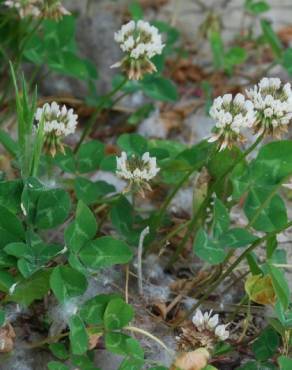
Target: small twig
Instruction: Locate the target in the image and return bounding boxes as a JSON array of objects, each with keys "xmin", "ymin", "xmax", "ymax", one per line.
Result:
[
  {"xmin": 166, "ymin": 294, "xmax": 183, "ymax": 314},
  {"xmin": 27, "ymin": 332, "xmax": 69, "ymax": 349},
  {"xmin": 125, "ymin": 264, "xmax": 129, "ymax": 304},
  {"xmin": 137, "ymin": 226, "xmax": 150, "ymax": 296},
  {"xmin": 124, "ymin": 326, "xmax": 174, "ymax": 356},
  {"xmin": 237, "ymin": 298, "xmax": 252, "ymax": 344},
  {"xmin": 273, "ymin": 264, "xmax": 292, "ymax": 269},
  {"xmin": 171, "ymin": 0, "xmax": 182, "ymax": 26},
  {"xmin": 220, "ymin": 270, "xmax": 249, "ymax": 296}
]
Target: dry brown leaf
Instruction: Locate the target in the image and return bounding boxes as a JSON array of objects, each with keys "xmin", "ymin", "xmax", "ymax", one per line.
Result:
[
  {"xmin": 168, "ymin": 59, "xmax": 206, "ymax": 84},
  {"xmin": 170, "ymin": 271, "xmax": 209, "ymax": 294},
  {"xmin": 160, "ymin": 110, "xmax": 184, "ymax": 131},
  {"xmin": 139, "ymin": 0, "xmax": 168, "ymax": 10},
  {"xmin": 208, "ymin": 72, "xmax": 242, "ymax": 97},
  {"xmin": 0, "ymin": 323, "xmax": 16, "ymax": 353},
  {"xmin": 171, "ymin": 348, "xmax": 210, "ymax": 370},
  {"xmin": 88, "ymin": 332, "xmax": 102, "ymax": 350},
  {"xmin": 150, "ymin": 302, "xmax": 168, "ymax": 320},
  {"xmin": 0, "ymin": 156, "xmax": 14, "ymax": 179},
  {"xmin": 245, "ymin": 274, "xmax": 276, "ymax": 305},
  {"xmin": 278, "ymin": 26, "xmax": 292, "ymax": 45},
  {"xmin": 105, "ymin": 144, "xmax": 118, "ymax": 155},
  {"xmin": 159, "ymin": 102, "xmax": 200, "ymax": 133}
]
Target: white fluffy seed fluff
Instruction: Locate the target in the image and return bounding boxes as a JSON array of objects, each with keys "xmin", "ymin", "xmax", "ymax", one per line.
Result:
[
  {"xmin": 35, "ymin": 101, "xmax": 78, "ymax": 137},
  {"xmin": 192, "ymin": 309, "xmax": 230, "ymax": 341},
  {"xmin": 116, "ymin": 151, "xmax": 160, "ymax": 182},
  {"xmin": 114, "ymin": 20, "xmax": 164, "ymax": 60},
  {"xmin": 208, "ymin": 93, "xmax": 255, "ymax": 151},
  {"xmin": 246, "ymin": 77, "xmax": 292, "ymax": 135}
]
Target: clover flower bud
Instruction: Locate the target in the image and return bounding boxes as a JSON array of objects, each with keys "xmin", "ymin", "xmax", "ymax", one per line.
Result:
[
  {"xmin": 246, "ymin": 77, "xmax": 292, "ymax": 138},
  {"xmin": 116, "ymin": 151, "xmax": 160, "ymax": 195},
  {"xmin": 35, "ymin": 101, "xmax": 78, "ymax": 156},
  {"xmin": 112, "ymin": 20, "xmax": 165, "ymax": 80},
  {"xmin": 208, "ymin": 93, "xmax": 255, "ymax": 151}
]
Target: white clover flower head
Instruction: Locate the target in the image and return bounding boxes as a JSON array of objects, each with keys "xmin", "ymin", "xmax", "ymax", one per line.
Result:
[
  {"xmin": 5, "ymin": 0, "xmax": 69, "ymax": 19},
  {"xmin": 246, "ymin": 77, "xmax": 292, "ymax": 138},
  {"xmin": 112, "ymin": 20, "xmax": 165, "ymax": 80},
  {"xmin": 215, "ymin": 324, "xmax": 230, "ymax": 341},
  {"xmin": 208, "ymin": 93, "xmax": 255, "ymax": 151},
  {"xmin": 192, "ymin": 309, "xmax": 219, "ymax": 331},
  {"xmin": 116, "ymin": 151, "xmax": 160, "ymax": 194},
  {"xmin": 35, "ymin": 102, "xmax": 78, "ymax": 137},
  {"xmin": 191, "ymin": 309, "xmax": 229, "ymax": 342},
  {"xmin": 35, "ymin": 101, "xmax": 78, "ymax": 156},
  {"xmin": 5, "ymin": 0, "xmax": 42, "ymax": 17}
]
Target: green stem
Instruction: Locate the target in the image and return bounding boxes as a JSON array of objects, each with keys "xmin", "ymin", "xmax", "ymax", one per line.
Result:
[
  {"xmin": 237, "ymin": 297, "xmax": 252, "ymax": 343},
  {"xmin": 247, "ymin": 174, "xmax": 290, "ymax": 228},
  {"xmin": 154, "ymin": 168, "xmax": 197, "ymax": 227},
  {"xmin": 173, "ymin": 220, "xmax": 292, "ymax": 327},
  {"xmin": 74, "ymin": 77, "xmax": 128, "ymax": 152},
  {"xmin": 28, "ymin": 65, "xmax": 42, "ymax": 88},
  {"xmin": 227, "ymin": 294, "xmax": 248, "ymax": 322},
  {"xmin": 150, "ymin": 145, "xmax": 219, "ymax": 251},
  {"xmin": 152, "ymin": 220, "xmax": 191, "ymax": 253},
  {"xmin": 27, "ymin": 332, "xmax": 69, "ymax": 349},
  {"xmin": 167, "ymin": 135, "xmax": 264, "ymax": 267},
  {"xmin": 110, "ymin": 91, "xmax": 129, "ymax": 107},
  {"xmin": 16, "ymin": 18, "xmax": 43, "ymax": 68}
]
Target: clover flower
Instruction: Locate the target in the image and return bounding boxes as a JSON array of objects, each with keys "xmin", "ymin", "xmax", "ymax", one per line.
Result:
[
  {"xmin": 208, "ymin": 93, "xmax": 255, "ymax": 151},
  {"xmin": 191, "ymin": 308, "xmax": 205, "ymax": 331},
  {"xmin": 177, "ymin": 309, "xmax": 229, "ymax": 352},
  {"xmin": 246, "ymin": 77, "xmax": 292, "ymax": 138},
  {"xmin": 35, "ymin": 101, "xmax": 78, "ymax": 156},
  {"xmin": 42, "ymin": 0, "xmax": 70, "ymax": 20},
  {"xmin": 5, "ymin": 0, "xmax": 69, "ymax": 20},
  {"xmin": 112, "ymin": 20, "xmax": 165, "ymax": 80},
  {"xmin": 116, "ymin": 151, "xmax": 160, "ymax": 195},
  {"xmin": 5, "ymin": 0, "xmax": 42, "ymax": 17},
  {"xmin": 215, "ymin": 324, "xmax": 230, "ymax": 341},
  {"xmin": 192, "ymin": 309, "xmax": 219, "ymax": 331},
  {"xmin": 192, "ymin": 309, "xmax": 229, "ymax": 341}
]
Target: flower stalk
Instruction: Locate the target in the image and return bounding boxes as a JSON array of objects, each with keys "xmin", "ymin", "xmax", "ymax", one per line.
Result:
[
  {"xmin": 74, "ymin": 76, "xmax": 128, "ymax": 152},
  {"xmin": 173, "ymin": 220, "xmax": 292, "ymax": 328},
  {"xmin": 167, "ymin": 134, "xmax": 264, "ymax": 267}
]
